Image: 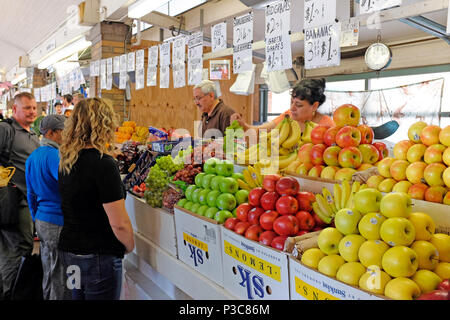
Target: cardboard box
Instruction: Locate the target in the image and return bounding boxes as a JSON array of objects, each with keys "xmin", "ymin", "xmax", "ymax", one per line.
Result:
[
  {"xmin": 288, "ymin": 172, "xmax": 338, "ymax": 194},
  {"xmin": 221, "ymin": 227, "xmax": 290, "ymax": 300},
  {"xmin": 289, "ymin": 257, "xmax": 383, "ymax": 300},
  {"xmin": 174, "ymin": 206, "xmax": 224, "ymax": 287},
  {"xmin": 411, "ymin": 199, "xmax": 450, "ymax": 235}
]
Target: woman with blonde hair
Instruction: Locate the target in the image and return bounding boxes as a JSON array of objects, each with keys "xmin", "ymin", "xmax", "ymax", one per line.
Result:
[{"xmin": 58, "ymin": 98, "xmax": 134, "ymax": 300}]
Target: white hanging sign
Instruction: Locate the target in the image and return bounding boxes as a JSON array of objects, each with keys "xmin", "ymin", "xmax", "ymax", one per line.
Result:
[
  {"xmin": 160, "ymin": 65, "xmax": 170, "ymax": 88},
  {"xmin": 359, "ymin": 0, "xmax": 402, "ymax": 14},
  {"xmin": 34, "ymin": 88, "xmax": 40, "ymax": 102},
  {"xmin": 172, "ymin": 36, "xmax": 186, "ymax": 88},
  {"xmin": 147, "ymin": 66, "xmax": 157, "ymax": 87},
  {"xmin": 233, "ymin": 12, "xmax": 253, "ymax": 74},
  {"xmin": 136, "ymin": 50, "xmax": 145, "ymax": 70},
  {"xmin": 106, "ymin": 58, "xmax": 113, "ymax": 90},
  {"xmin": 160, "ymin": 42, "xmax": 171, "ymax": 67},
  {"xmin": 90, "ymin": 60, "xmax": 100, "ymax": 77},
  {"xmin": 265, "ymin": 0, "xmax": 292, "ymax": 72},
  {"xmin": 148, "ymin": 46, "xmax": 159, "ymax": 67},
  {"xmin": 304, "ymin": 0, "xmax": 336, "ymax": 29},
  {"xmin": 119, "ymin": 54, "xmax": 127, "ymax": 89},
  {"xmin": 147, "ymin": 46, "xmax": 158, "ymax": 87},
  {"xmin": 340, "ymin": 18, "xmax": 360, "ymax": 47},
  {"xmin": 113, "ymin": 56, "xmax": 120, "ymax": 73},
  {"xmin": 188, "ymin": 31, "xmax": 203, "ymax": 85},
  {"xmin": 51, "ymin": 82, "xmax": 57, "ymax": 100},
  {"xmin": 135, "ymin": 68, "xmax": 145, "ymax": 90},
  {"xmin": 304, "ymin": 22, "xmax": 341, "ymax": 69},
  {"xmin": 212, "ymin": 22, "xmax": 227, "ymax": 52},
  {"xmin": 127, "ymin": 51, "xmax": 136, "ymax": 72},
  {"xmin": 100, "ymin": 59, "xmax": 107, "ymax": 89}
]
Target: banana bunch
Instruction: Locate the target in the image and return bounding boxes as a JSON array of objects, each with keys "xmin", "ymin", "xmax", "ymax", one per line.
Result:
[
  {"xmin": 300, "ymin": 121, "xmax": 318, "ymax": 143},
  {"xmin": 238, "ymin": 164, "xmax": 264, "ymax": 191},
  {"xmin": 312, "ymin": 180, "xmax": 368, "ymax": 224}
]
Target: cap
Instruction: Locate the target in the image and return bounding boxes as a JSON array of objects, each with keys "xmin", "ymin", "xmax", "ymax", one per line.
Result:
[{"xmin": 40, "ymin": 114, "xmax": 66, "ymax": 135}]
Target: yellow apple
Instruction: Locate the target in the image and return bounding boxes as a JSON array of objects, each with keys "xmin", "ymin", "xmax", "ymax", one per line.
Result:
[
  {"xmin": 392, "ymin": 181, "xmax": 412, "ymax": 194},
  {"xmin": 358, "ymin": 212, "xmax": 386, "ymax": 240},
  {"xmin": 439, "ymin": 125, "xmax": 450, "ymax": 146},
  {"xmin": 301, "ymin": 248, "xmax": 326, "ymax": 270},
  {"xmin": 380, "ymin": 217, "xmax": 415, "ymax": 247},
  {"xmin": 424, "ymin": 144, "xmax": 446, "ymax": 164},
  {"xmin": 334, "ymin": 167, "xmax": 357, "ymax": 181},
  {"xmin": 336, "ymin": 262, "xmax": 366, "ymax": 286},
  {"xmin": 443, "ymin": 147, "xmax": 450, "ymax": 166},
  {"xmin": 420, "ymin": 125, "xmax": 441, "ymax": 146},
  {"xmin": 405, "ymin": 161, "xmax": 427, "ymax": 184},
  {"xmin": 444, "ymin": 191, "xmax": 450, "ymax": 205},
  {"xmin": 359, "ymin": 267, "xmax": 391, "ymax": 295},
  {"xmin": 389, "ymin": 159, "xmax": 410, "ymax": 181},
  {"xmin": 443, "ymin": 167, "xmax": 450, "ymax": 188},
  {"xmin": 379, "ymin": 192, "xmax": 412, "ymax": 218},
  {"xmin": 430, "ymin": 233, "xmax": 450, "ymax": 262},
  {"xmin": 434, "ymin": 262, "xmax": 450, "ymax": 280},
  {"xmin": 317, "ymin": 227, "xmax": 344, "ymax": 255},
  {"xmin": 410, "ymin": 240, "xmax": 439, "ymax": 270},
  {"xmin": 334, "ymin": 208, "xmax": 362, "ymax": 235},
  {"xmin": 354, "ymin": 188, "xmax": 383, "ymax": 214},
  {"xmin": 358, "ymin": 240, "xmax": 389, "ymax": 268},
  {"xmin": 338, "ymin": 234, "xmax": 366, "ymax": 262},
  {"xmin": 411, "ymin": 269, "xmax": 442, "ymax": 294},
  {"xmin": 317, "ymin": 254, "xmax": 346, "ymax": 277},
  {"xmin": 393, "ymin": 140, "xmax": 415, "ymax": 160},
  {"xmin": 406, "ymin": 143, "xmax": 427, "ymax": 163},
  {"xmin": 357, "ymin": 163, "xmax": 373, "ymax": 171},
  {"xmin": 320, "ymin": 166, "xmax": 339, "ymax": 180},
  {"xmin": 384, "ymin": 277, "xmax": 421, "ymax": 300},
  {"xmin": 423, "ymin": 163, "xmax": 446, "ymax": 187},
  {"xmin": 378, "ymin": 178, "xmax": 397, "ymax": 193},
  {"xmin": 377, "ymin": 157, "xmax": 395, "ymax": 178},
  {"xmin": 408, "ymin": 121, "xmax": 427, "ymax": 143},
  {"xmin": 408, "ymin": 212, "xmax": 435, "ymax": 241},
  {"xmin": 367, "ymin": 175, "xmax": 385, "ymax": 189},
  {"xmin": 382, "ymin": 246, "xmax": 418, "ymax": 278},
  {"xmin": 296, "ymin": 163, "xmax": 313, "ymax": 175}
]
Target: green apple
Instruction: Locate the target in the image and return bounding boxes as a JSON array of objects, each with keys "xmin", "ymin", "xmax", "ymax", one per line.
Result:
[
  {"xmin": 408, "ymin": 212, "xmax": 435, "ymax": 241},
  {"xmin": 197, "ymin": 205, "xmax": 209, "ymax": 216},
  {"xmin": 338, "ymin": 234, "xmax": 366, "ymax": 262},
  {"xmin": 198, "ymin": 188, "xmax": 211, "ymax": 205},
  {"xmin": 232, "ymin": 172, "xmax": 245, "ymax": 180},
  {"xmin": 411, "ymin": 269, "xmax": 442, "ymax": 294},
  {"xmin": 336, "ymin": 262, "xmax": 366, "ymax": 286},
  {"xmin": 379, "ymin": 192, "xmax": 412, "ymax": 218},
  {"xmin": 203, "ymin": 158, "xmax": 220, "ymax": 174},
  {"xmin": 219, "ymin": 177, "xmax": 239, "ymax": 194},
  {"xmin": 191, "ymin": 187, "xmax": 204, "ymax": 203},
  {"xmin": 183, "ymin": 201, "xmax": 194, "ymax": 211},
  {"xmin": 185, "ymin": 185, "xmax": 197, "ymax": 201},
  {"xmin": 410, "ymin": 240, "xmax": 439, "ymax": 270},
  {"xmin": 214, "ymin": 210, "xmax": 233, "ymax": 223},
  {"xmin": 384, "ymin": 277, "xmax": 421, "ymax": 300},
  {"xmin": 334, "ymin": 208, "xmax": 362, "ymax": 235},
  {"xmin": 204, "ymin": 207, "xmax": 219, "ymax": 219},
  {"xmin": 216, "ymin": 193, "xmax": 237, "ymax": 211},
  {"xmin": 206, "ymin": 190, "xmax": 221, "ymax": 207},
  {"xmin": 317, "ymin": 254, "xmax": 345, "ymax": 277},
  {"xmin": 210, "ymin": 175, "xmax": 224, "ymax": 191},
  {"xmin": 232, "ymin": 207, "xmax": 237, "ymax": 217},
  {"xmin": 382, "ymin": 246, "xmax": 418, "ymax": 278},
  {"xmin": 354, "ymin": 188, "xmax": 383, "ymax": 214},
  {"xmin": 202, "ymin": 173, "xmax": 216, "ymax": 189},
  {"xmin": 359, "ymin": 267, "xmax": 391, "ymax": 295},
  {"xmin": 380, "ymin": 217, "xmax": 416, "ymax": 247},
  {"xmin": 234, "ymin": 189, "xmax": 249, "ymax": 205},
  {"xmin": 195, "ymin": 173, "xmax": 206, "ymax": 187},
  {"xmin": 358, "ymin": 212, "xmax": 386, "ymax": 240},
  {"xmin": 301, "ymin": 248, "xmax": 326, "ymax": 270},
  {"xmin": 358, "ymin": 240, "xmax": 389, "ymax": 268},
  {"xmin": 177, "ymin": 198, "xmax": 187, "ymax": 207},
  {"xmin": 190, "ymin": 203, "xmax": 201, "ymax": 213},
  {"xmin": 317, "ymin": 227, "xmax": 344, "ymax": 255},
  {"xmin": 216, "ymin": 159, "xmax": 234, "ymax": 177}
]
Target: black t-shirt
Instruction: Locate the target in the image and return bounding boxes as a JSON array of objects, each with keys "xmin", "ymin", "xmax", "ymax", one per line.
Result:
[{"xmin": 58, "ymin": 148, "xmax": 126, "ymax": 258}]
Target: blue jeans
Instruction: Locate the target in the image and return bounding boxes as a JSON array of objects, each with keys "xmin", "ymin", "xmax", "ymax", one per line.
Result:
[{"xmin": 61, "ymin": 251, "xmax": 122, "ymax": 300}]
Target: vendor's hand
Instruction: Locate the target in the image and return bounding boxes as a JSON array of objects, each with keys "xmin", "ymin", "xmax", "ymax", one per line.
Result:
[{"xmin": 230, "ymin": 113, "xmax": 247, "ymax": 130}]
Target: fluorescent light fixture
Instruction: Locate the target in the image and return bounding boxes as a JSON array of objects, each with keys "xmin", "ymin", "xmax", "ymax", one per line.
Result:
[
  {"xmin": 128, "ymin": 0, "xmax": 169, "ymax": 19},
  {"xmin": 11, "ymin": 72, "xmax": 26, "ymax": 85},
  {"xmin": 38, "ymin": 37, "xmax": 92, "ymax": 70}
]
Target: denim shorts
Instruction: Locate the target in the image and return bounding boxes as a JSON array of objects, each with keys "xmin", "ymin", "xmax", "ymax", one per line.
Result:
[{"xmin": 61, "ymin": 251, "xmax": 122, "ymax": 300}]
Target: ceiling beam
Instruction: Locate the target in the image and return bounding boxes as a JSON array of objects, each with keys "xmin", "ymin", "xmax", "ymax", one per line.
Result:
[{"xmin": 140, "ymin": 11, "xmax": 184, "ymax": 30}]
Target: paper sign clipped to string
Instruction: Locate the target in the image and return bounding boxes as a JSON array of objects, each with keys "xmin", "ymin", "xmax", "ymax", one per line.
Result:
[
  {"xmin": 304, "ymin": 22, "xmax": 341, "ymax": 69},
  {"xmin": 304, "ymin": 0, "xmax": 336, "ymax": 29}
]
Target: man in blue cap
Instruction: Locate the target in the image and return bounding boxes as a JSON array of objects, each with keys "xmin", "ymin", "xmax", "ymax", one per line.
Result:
[{"xmin": 25, "ymin": 114, "xmax": 71, "ymax": 300}]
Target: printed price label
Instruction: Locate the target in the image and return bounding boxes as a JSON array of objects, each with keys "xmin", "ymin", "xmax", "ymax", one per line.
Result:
[
  {"xmin": 304, "ymin": 0, "xmax": 336, "ymax": 29},
  {"xmin": 340, "ymin": 18, "xmax": 360, "ymax": 47},
  {"xmin": 304, "ymin": 22, "xmax": 341, "ymax": 69}
]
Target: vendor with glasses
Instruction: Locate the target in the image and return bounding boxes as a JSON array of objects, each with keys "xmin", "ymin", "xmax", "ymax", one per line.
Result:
[
  {"xmin": 231, "ymin": 78, "xmax": 334, "ymax": 133},
  {"xmin": 193, "ymin": 80, "xmax": 236, "ymax": 137}
]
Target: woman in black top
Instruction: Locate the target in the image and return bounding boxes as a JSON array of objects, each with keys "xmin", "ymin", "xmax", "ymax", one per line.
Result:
[{"xmin": 58, "ymin": 98, "xmax": 134, "ymax": 300}]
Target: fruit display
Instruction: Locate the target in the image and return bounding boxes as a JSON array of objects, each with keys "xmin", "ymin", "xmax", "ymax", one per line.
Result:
[
  {"xmin": 117, "ymin": 140, "xmax": 146, "ymax": 174},
  {"xmin": 115, "ymin": 121, "xmax": 149, "ymax": 144},
  {"xmin": 300, "ymin": 189, "xmax": 449, "ymax": 300},
  {"xmin": 238, "ymin": 164, "xmax": 264, "ymax": 191},
  {"xmin": 374, "ymin": 122, "xmax": 450, "ymax": 204},
  {"xmin": 224, "ymin": 175, "xmax": 332, "ymax": 250}
]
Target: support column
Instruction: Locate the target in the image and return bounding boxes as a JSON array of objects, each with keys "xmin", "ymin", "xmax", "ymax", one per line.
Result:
[{"xmin": 32, "ymin": 68, "xmax": 48, "ymax": 115}]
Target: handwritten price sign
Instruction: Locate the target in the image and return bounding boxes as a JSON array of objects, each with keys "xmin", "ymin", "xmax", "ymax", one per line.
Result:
[
  {"xmin": 233, "ymin": 12, "xmax": 253, "ymax": 74},
  {"xmin": 359, "ymin": 0, "xmax": 402, "ymax": 14},
  {"xmin": 304, "ymin": 22, "xmax": 341, "ymax": 69},
  {"xmin": 188, "ymin": 32, "xmax": 203, "ymax": 85},
  {"xmin": 212, "ymin": 22, "xmax": 227, "ymax": 52},
  {"xmin": 304, "ymin": 0, "xmax": 336, "ymax": 29}
]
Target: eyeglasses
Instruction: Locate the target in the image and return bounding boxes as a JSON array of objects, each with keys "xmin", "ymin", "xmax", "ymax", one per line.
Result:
[{"xmin": 193, "ymin": 94, "xmax": 207, "ymax": 102}]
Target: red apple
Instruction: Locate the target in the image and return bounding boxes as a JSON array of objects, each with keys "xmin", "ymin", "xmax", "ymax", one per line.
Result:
[
  {"xmin": 296, "ymin": 191, "xmax": 316, "ymax": 212},
  {"xmin": 393, "ymin": 140, "xmax": 415, "ymax": 161},
  {"xmin": 248, "ymin": 187, "xmax": 266, "ymax": 207},
  {"xmin": 275, "ymin": 177, "xmax": 300, "ymax": 196},
  {"xmin": 245, "ymin": 224, "xmax": 263, "ymax": 241},
  {"xmin": 236, "ymin": 203, "xmax": 253, "ymax": 222},
  {"xmin": 335, "ymin": 126, "xmax": 362, "ymax": 148},
  {"xmin": 333, "ymin": 104, "xmax": 361, "ymax": 127},
  {"xmin": 310, "ymin": 144, "xmax": 327, "ymax": 165},
  {"xmin": 296, "ymin": 230, "xmax": 309, "ymax": 236},
  {"xmin": 297, "ymin": 143, "xmax": 314, "ymax": 164},
  {"xmin": 408, "ymin": 183, "xmax": 429, "ymax": 200},
  {"xmin": 311, "ymin": 125, "xmax": 330, "ymax": 145},
  {"xmin": 224, "ymin": 217, "xmax": 240, "ymax": 230},
  {"xmin": 275, "ymin": 195, "xmax": 299, "ymax": 215},
  {"xmin": 308, "ymin": 165, "xmax": 325, "ymax": 178},
  {"xmin": 273, "ymin": 215, "xmax": 300, "ymax": 236},
  {"xmin": 259, "ymin": 230, "xmax": 277, "ymax": 246},
  {"xmin": 357, "ymin": 124, "xmax": 374, "ymax": 144},
  {"xmin": 358, "ymin": 144, "xmax": 380, "ymax": 164},
  {"xmin": 259, "ymin": 210, "xmax": 279, "ymax": 230},
  {"xmin": 417, "ymin": 290, "xmax": 449, "ymax": 300},
  {"xmin": 424, "ymin": 186, "xmax": 446, "ymax": 203},
  {"xmin": 295, "ymin": 211, "xmax": 315, "ymax": 231},
  {"xmin": 323, "ymin": 145, "xmax": 342, "ymax": 167},
  {"xmin": 247, "ymin": 207, "xmax": 265, "ymax": 225},
  {"xmin": 437, "ymin": 279, "xmax": 450, "ymax": 291},
  {"xmin": 323, "ymin": 126, "xmax": 341, "ymax": 147},
  {"xmin": 262, "ymin": 174, "xmax": 282, "ymax": 192},
  {"xmin": 372, "ymin": 142, "xmax": 388, "ymax": 161},
  {"xmin": 271, "ymin": 235, "xmax": 288, "ymax": 251},
  {"xmin": 420, "ymin": 125, "xmax": 441, "ymax": 146},
  {"xmin": 260, "ymin": 191, "xmax": 279, "ymax": 211},
  {"xmin": 338, "ymin": 146, "xmax": 363, "ymax": 169},
  {"xmin": 234, "ymin": 221, "xmax": 251, "ymax": 235}
]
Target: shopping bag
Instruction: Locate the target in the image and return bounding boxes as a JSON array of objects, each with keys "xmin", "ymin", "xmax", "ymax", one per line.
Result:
[{"xmin": 11, "ymin": 254, "xmax": 44, "ymax": 300}]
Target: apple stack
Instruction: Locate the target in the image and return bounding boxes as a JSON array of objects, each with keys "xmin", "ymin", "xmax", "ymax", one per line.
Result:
[
  {"xmin": 368, "ymin": 122, "xmax": 450, "ymax": 205},
  {"xmin": 289, "ymin": 104, "xmax": 389, "ymax": 182},
  {"xmin": 223, "ymin": 175, "xmax": 332, "ymax": 251},
  {"xmin": 176, "ymin": 158, "xmax": 250, "ymax": 224},
  {"xmin": 300, "ymin": 189, "xmax": 450, "ymax": 300}
]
